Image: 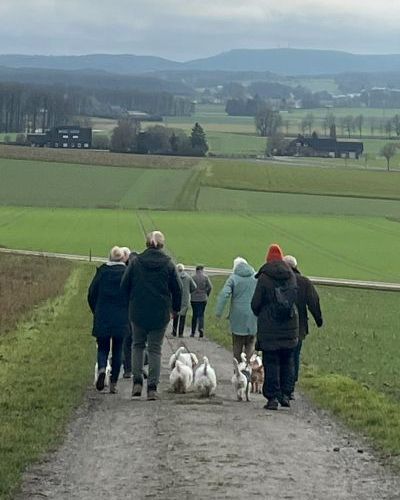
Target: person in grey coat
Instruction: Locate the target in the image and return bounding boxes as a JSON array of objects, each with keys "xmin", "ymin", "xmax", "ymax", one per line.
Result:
[
  {"xmin": 190, "ymin": 265, "xmax": 212, "ymax": 338},
  {"xmin": 172, "ymin": 263, "xmax": 197, "ymax": 337},
  {"xmin": 216, "ymin": 257, "xmax": 257, "ymax": 362}
]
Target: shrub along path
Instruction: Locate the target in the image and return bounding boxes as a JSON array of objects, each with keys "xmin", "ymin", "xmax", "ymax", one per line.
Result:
[{"xmin": 17, "ymin": 333, "xmax": 400, "ymax": 500}]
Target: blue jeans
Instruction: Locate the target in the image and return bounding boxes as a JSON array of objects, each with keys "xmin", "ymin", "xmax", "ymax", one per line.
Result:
[
  {"xmin": 191, "ymin": 301, "xmax": 207, "ymax": 335},
  {"xmin": 97, "ymin": 336, "xmax": 124, "ymax": 383},
  {"xmin": 132, "ymin": 324, "xmax": 166, "ymax": 391}
]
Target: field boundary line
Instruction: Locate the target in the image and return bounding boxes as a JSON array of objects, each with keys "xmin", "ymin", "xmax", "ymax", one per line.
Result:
[{"xmin": 1, "ymin": 247, "xmax": 400, "ymax": 292}]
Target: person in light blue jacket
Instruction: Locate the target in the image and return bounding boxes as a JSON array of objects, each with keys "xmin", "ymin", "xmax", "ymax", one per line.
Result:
[{"xmin": 215, "ymin": 257, "xmax": 258, "ymax": 362}]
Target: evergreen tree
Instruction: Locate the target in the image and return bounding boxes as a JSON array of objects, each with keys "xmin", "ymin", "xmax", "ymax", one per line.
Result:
[{"xmin": 190, "ymin": 122, "xmax": 208, "ymax": 156}]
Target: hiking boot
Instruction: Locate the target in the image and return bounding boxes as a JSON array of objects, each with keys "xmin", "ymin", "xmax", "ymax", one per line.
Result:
[
  {"xmin": 171, "ymin": 331, "xmax": 177, "ymax": 337},
  {"xmin": 123, "ymin": 371, "xmax": 132, "ymax": 379},
  {"xmin": 280, "ymin": 395, "xmax": 291, "ymax": 408},
  {"xmin": 199, "ymin": 330, "xmax": 204, "ymax": 338},
  {"xmin": 132, "ymin": 383, "xmax": 143, "ymax": 398},
  {"xmin": 264, "ymin": 398, "xmax": 279, "ymax": 411},
  {"xmin": 109, "ymin": 382, "xmax": 118, "ymax": 394},
  {"xmin": 96, "ymin": 371, "xmax": 106, "ymax": 391},
  {"xmin": 147, "ymin": 389, "xmax": 159, "ymax": 401}
]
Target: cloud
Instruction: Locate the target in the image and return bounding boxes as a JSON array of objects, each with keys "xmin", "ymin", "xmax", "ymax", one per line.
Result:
[{"xmin": 0, "ymin": 0, "xmax": 398, "ymax": 58}]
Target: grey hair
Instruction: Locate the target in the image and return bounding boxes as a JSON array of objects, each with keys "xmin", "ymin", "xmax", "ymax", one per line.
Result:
[
  {"xmin": 109, "ymin": 246, "xmax": 124, "ymax": 262},
  {"xmin": 284, "ymin": 255, "xmax": 298, "ymax": 269},
  {"xmin": 120, "ymin": 246, "xmax": 131, "ymax": 262},
  {"xmin": 146, "ymin": 230, "xmax": 165, "ymax": 249},
  {"xmin": 177, "ymin": 263, "xmax": 185, "ymax": 272}
]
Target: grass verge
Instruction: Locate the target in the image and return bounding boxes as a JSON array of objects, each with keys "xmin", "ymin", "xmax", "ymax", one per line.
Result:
[
  {"xmin": 0, "ymin": 265, "xmax": 94, "ymax": 500},
  {"xmin": 207, "ymin": 276, "xmax": 400, "ymax": 462},
  {"xmin": 0, "ymin": 254, "xmax": 73, "ymax": 335}
]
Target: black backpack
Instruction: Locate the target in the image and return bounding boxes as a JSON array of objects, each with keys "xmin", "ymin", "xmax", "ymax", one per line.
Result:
[{"xmin": 270, "ymin": 279, "xmax": 297, "ymax": 321}]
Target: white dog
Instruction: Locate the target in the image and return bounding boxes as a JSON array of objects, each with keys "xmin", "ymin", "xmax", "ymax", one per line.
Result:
[
  {"xmin": 169, "ymin": 346, "xmax": 198, "ymax": 371},
  {"xmin": 94, "ymin": 360, "xmax": 111, "ymax": 388},
  {"xmin": 194, "ymin": 356, "xmax": 217, "ymax": 397},
  {"xmin": 169, "ymin": 359, "xmax": 193, "ymax": 393},
  {"xmin": 232, "ymin": 357, "xmax": 251, "ymax": 402}
]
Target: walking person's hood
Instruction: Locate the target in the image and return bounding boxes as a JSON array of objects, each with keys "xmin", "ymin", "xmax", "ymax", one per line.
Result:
[
  {"xmin": 136, "ymin": 247, "xmax": 172, "ymax": 270},
  {"xmin": 233, "ymin": 261, "xmax": 255, "ymax": 278},
  {"xmin": 255, "ymin": 260, "xmax": 292, "ymax": 281}
]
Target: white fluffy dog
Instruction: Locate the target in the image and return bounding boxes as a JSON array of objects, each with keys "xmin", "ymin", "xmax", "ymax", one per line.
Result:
[
  {"xmin": 232, "ymin": 357, "xmax": 251, "ymax": 402},
  {"xmin": 94, "ymin": 360, "xmax": 111, "ymax": 388},
  {"xmin": 194, "ymin": 356, "xmax": 217, "ymax": 397},
  {"xmin": 169, "ymin": 359, "xmax": 193, "ymax": 393},
  {"xmin": 169, "ymin": 346, "xmax": 198, "ymax": 370}
]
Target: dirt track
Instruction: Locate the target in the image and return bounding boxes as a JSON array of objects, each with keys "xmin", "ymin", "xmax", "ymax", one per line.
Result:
[{"xmin": 18, "ymin": 333, "xmax": 400, "ymax": 500}]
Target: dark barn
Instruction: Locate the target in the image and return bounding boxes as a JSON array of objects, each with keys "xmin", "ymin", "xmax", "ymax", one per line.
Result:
[
  {"xmin": 286, "ymin": 135, "xmax": 363, "ymax": 159},
  {"xmin": 28, "ymin": 126, "xmax": 92, "ymax": 149}
]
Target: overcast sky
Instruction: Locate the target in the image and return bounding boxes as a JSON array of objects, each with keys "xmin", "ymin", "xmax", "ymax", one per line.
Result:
[{"xmin": 1, "ymin": 0, "xmax": 399, "ymax": 59}]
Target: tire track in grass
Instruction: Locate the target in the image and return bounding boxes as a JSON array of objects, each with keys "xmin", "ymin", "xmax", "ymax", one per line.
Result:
[{"xmin": 241, "ymin": 213, "xmax": 386, "ymax": 280}]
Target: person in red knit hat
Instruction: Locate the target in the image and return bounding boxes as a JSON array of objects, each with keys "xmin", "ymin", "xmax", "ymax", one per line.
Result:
[
  {"xmin": 265, "ymin": 243, "xmax": 284, "ymax": 263},
  {"xmin": 251, "ymin": 243, "xmax": 299, "ymax": 410}
]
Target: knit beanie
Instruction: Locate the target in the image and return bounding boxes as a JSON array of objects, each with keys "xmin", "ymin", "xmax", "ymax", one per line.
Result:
[{"xmin": 266, "ymin": 244, "xmax": 284, "ymax": 263}]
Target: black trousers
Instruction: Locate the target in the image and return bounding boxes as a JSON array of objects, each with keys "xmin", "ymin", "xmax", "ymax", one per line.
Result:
[
  {"xmin": 97, "ymin": 336, "xmax": 124, "ymax": 384},
  {"xmin": 262, "ymin": 348, "xmax": 295, "ymax": 400},
  {"xmin": 191, "ymin": 301, "xmax": 207, "ymax": 335},
  {"xmin": 123, "ymin": 327, "xmax": 133, "ymax": 374},
  {"xmin": 172, "ymin": 314, "xmax": 186, "ymax": 336}
]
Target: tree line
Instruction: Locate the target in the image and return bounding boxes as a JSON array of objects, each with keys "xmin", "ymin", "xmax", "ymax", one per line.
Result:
[
  {"xmin": 0, "ymin": 82, "xmax": 194, "ymax": 133},
  {"xmin": 108, "ymin": 120, "xmax": 208, "ymax": 157}
]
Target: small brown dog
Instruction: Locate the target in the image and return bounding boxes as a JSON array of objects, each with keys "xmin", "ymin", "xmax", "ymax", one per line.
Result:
[{"xmin": 250, "ymin": 354, "xmax": 264, "ymax": 393}]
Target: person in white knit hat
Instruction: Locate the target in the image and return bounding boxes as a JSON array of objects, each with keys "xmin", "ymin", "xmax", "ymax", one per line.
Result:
[{"xmin": 283, "ymin": 255, "xmax": 323, "ymax": 398}]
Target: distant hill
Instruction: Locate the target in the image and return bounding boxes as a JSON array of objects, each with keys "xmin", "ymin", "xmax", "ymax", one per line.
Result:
[
  {"xmin": 0, "ymin": 66, "xmax": 194, "ymax": 95},
  {"xmin": 1, "ymin": 49, "xmax": 400, "ymax": 76},
  {"xmin": 0, "ymin": 54, "xmax": 182, "ymax": 74},
  {"xmin": 184, "ymin": 49, "xmax": 400, "ymax": 75}
]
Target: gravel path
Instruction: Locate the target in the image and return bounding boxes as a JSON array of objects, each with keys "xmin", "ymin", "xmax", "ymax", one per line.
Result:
[{"xmin": 18, "ymin": 333, "xmax": 400, "ymax": 500}]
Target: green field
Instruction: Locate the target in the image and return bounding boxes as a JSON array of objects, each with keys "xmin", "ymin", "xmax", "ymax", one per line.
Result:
[
  {"xmin": 2, "ymin": 156, "xmax": 400, "ymax": 216},
  {"xmin": 0, "ymin": 158, "xmax": 200, "ymax": 210},
  {"xmin": 198, "ymin": 186, "xmax": 400, "ymax": 217},
  {"xmin": 0, "ymin": 206, "xmax": 399, "ymax": 282},
  {"xmin": 204, "ymin": 160, "xmax": 400, "ymax": 198}
]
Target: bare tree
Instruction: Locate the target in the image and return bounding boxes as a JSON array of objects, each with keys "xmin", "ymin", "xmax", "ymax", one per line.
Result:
[
  {"xmin": 380, "ymin": 142, "xmax": 397, "ymax": 171},
  {"xmin": 354, "ymin": 114, "xmax": 364, "ymax": 139}
]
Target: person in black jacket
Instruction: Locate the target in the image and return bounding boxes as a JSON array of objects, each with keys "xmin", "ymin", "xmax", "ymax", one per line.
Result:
[
  {"xmin": 88, "ymin": 246, "xmax": 130, "ymax": 394},
  {"xmin": 121, "ymin": 231, "xmax": 182, "ymax": 401},
  {"xmin": 284, "ymin": 255, "xmax": 323, "ymax": 396},
  {"xmin": 251, "ymin": 244, "xmax": 299, "ymax": 410}
]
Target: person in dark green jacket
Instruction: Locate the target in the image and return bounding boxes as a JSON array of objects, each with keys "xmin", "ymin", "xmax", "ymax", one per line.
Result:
[{"xmin": 121, "ymin": 231, "xmax": 182, "ymax": 401}]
